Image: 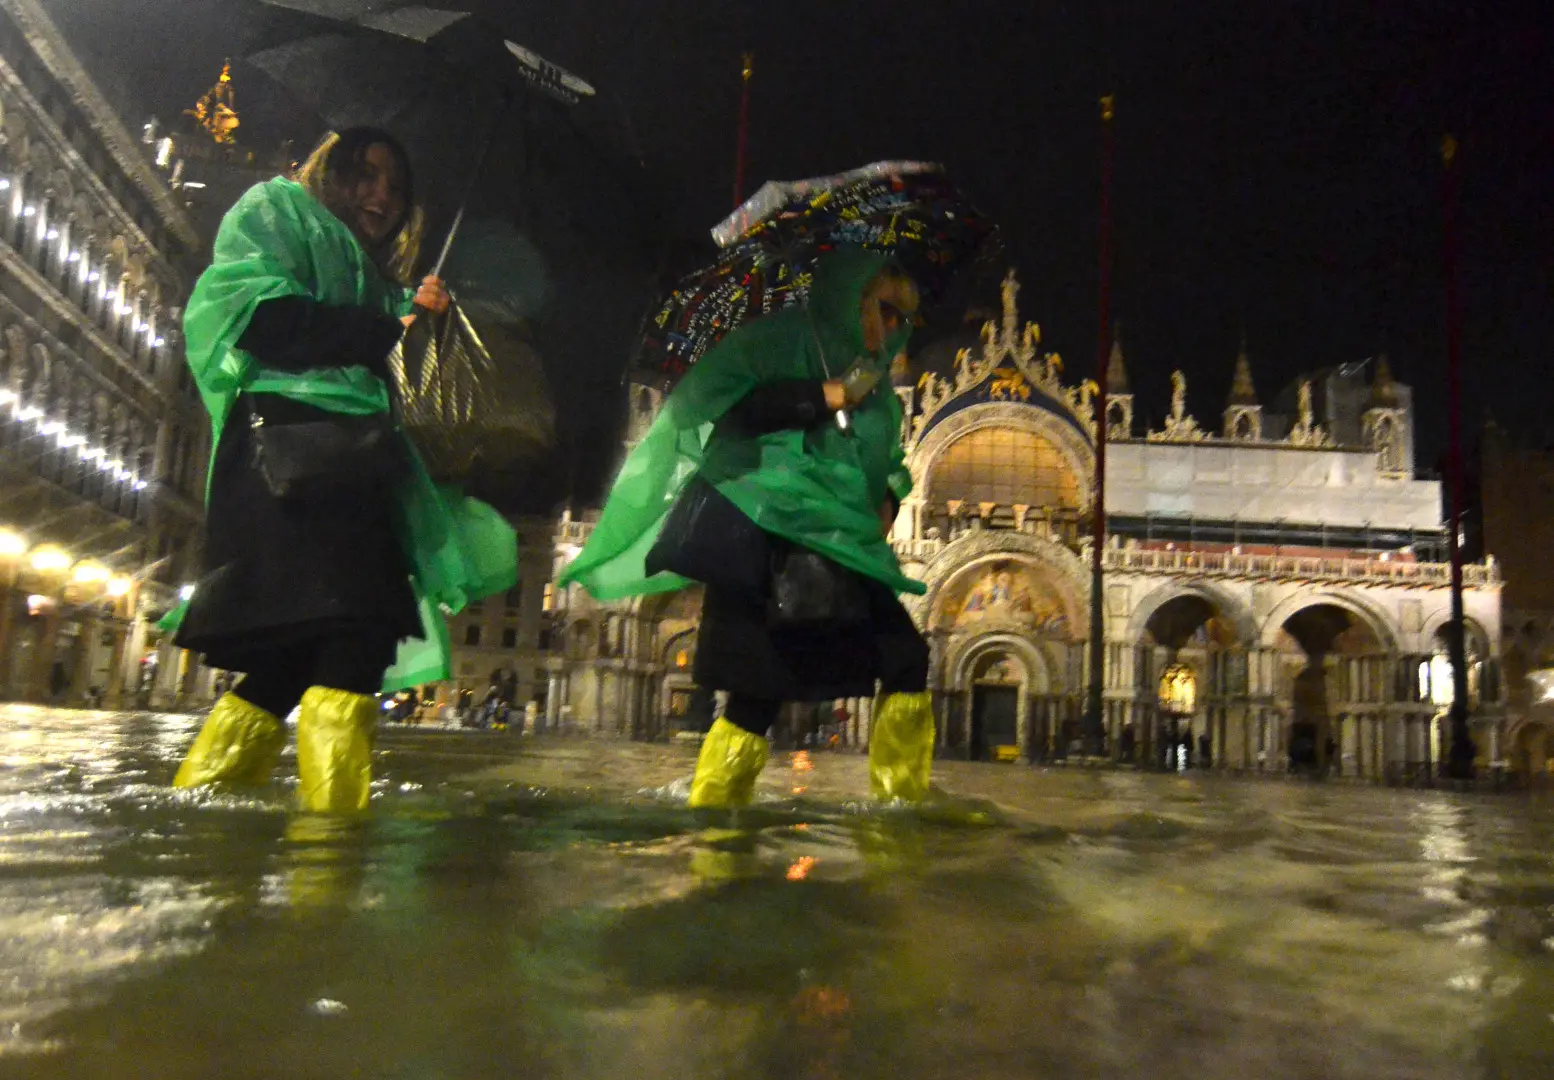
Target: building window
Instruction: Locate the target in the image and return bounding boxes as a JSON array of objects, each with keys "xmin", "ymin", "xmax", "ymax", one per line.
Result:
[
  {"xmin": 463, "ymin": 625, "xmax": 481, "ymax": 647},
  {"xmin": 929, "ymin": 428, "xmax": 1081, "ymax": 508},
  {"xmin": 501, "ymin": 627, "xmax": 518, "ymax": 649},
  {"xmin": 505, "ymin": 583, "xmax": 521, "ymax": 613}
]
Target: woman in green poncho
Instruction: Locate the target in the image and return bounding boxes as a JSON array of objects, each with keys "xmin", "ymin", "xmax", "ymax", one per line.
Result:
[
  {"xmin": 560, "ymin": 246, "xmax": 936, "ymax": 806},
  {"xmin": 170, "ymin": 128, "xmax": 515, "ymax": 812}
]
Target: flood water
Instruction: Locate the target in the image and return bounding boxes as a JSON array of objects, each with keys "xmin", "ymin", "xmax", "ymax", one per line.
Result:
[{"xmin": 2, "ymin": 705, "xmax": 1554, "ymax": 1079}]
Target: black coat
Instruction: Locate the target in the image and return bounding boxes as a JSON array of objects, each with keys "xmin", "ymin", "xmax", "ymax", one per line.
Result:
[
  {"xmin": 689, "ymin": 380, "xmax": 928, "ymax": 702},
  {"xmin": 174, "ymin": 298, "xmax": 421, "ymax": 673}
]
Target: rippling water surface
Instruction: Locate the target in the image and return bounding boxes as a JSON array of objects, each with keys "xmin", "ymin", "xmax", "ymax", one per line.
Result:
[{"xmin": 2, "ymin": 705, "xmax": 1553, "ymax": 1079}]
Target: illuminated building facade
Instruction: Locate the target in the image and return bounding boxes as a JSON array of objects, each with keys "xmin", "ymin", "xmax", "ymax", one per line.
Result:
[{"xmin": 0, "ymin": 0, "xmax": 209, "ymax": 707}]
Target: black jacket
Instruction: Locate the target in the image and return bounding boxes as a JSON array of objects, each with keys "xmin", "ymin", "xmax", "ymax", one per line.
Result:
[{"xmin": 174, "ymin": 297, "xmax": 421, "ymax": 671}]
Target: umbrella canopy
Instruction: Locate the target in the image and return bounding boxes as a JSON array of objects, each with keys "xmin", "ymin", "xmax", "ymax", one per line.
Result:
[
  {"xmin": 633, "ymin": 162, "xmax": 998, "ymax": 381},
  {"xmin": 244, "ymin": 1, "xmax": 599, "ymax": 265},
  {"xmin": 240, "ymin": 0, "xmax": 669, "ymax": 512}
]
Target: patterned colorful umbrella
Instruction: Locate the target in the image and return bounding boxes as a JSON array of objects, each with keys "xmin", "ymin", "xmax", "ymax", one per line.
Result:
[{"xmin": 634, "ymin": 161, "xmax": 998, "ymax": 380}]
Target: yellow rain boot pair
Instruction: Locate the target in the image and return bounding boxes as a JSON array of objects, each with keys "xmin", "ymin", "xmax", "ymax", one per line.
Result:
[
  {"xmin": 688, "ymin": 717, "xmax": 770, "ymax": 809},
  {"xmin": 173, "ymin": 692, "xmax": 287, "ymax": 789},
  {"xmin": 296, "ymin": 687, "xmax": 378, "ymax": 813},
  {"xmin": 869, "ymin": 691, "xmax": 935, "ymax": 803}
]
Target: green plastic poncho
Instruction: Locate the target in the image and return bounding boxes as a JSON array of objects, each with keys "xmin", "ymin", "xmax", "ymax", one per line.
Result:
[
  {"xmin": 560, "ymin": 245, "xmax": 923, "ymax": 601},
  {"xmin": 162, "ymin": 177, "xmax": 517, "ymax": 691}
]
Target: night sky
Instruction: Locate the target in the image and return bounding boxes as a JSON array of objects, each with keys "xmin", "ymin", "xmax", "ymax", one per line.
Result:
[{"xmin": 38, "ymin": 0, "xmax": 1554, "ymax": 504}]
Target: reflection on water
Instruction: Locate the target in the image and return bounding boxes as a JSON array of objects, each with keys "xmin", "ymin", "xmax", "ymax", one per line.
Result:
[{"xmin": 2, "ymin": 706, "xmax": 1554, "ymax": 1078}]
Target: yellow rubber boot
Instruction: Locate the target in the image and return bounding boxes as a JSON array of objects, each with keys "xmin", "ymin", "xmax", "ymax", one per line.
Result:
[
  {"xmin": 296, "ymin": 687, "xmax": 377, "ymax": 813},
  {"xmin": 869, "ymin": 691, "xmax": 935, "ymax": 803},
  {"xmin": 687, "ymin": 717, "xmax": 769, "ymax": 809},
  {"xmin": 173, "ymin": 693, "xmax": 287, "ymax": 789}
]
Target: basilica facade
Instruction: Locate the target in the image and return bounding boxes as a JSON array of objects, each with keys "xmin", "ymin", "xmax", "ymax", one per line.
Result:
[{"xmin": 545, "ymin": 271, "xmax": 1505, "ymax": 782}]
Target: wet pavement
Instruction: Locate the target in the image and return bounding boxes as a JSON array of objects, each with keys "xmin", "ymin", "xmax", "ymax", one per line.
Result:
[{"xmin": 2, "ymin": 704, "xmax": 1554, "ymax": 1079}]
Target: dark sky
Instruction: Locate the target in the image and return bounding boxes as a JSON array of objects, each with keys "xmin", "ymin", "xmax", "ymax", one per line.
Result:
[{"xmin": 39, "ymin": 0, "xmax": 1554, "ymax": 501}]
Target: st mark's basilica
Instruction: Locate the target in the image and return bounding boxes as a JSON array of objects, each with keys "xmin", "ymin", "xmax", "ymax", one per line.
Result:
[{"xmin": 545, "ymin": 272, "xmax": 1506, "ymax": 781}]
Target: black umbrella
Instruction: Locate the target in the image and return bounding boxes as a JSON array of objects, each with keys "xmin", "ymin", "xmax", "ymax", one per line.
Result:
[{"xmin": 245, "ymin": 0, "xmax": 598, "ymax": 273}]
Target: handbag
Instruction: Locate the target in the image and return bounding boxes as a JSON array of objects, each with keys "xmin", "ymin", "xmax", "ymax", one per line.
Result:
[
  {"xmin": 248, "ymin": 402, "xmax": 407, "ymax": 501},
  {"xmin": 767, "ymin": 545, "xmax": 870, "ymax": 628},
  {"xmin": 643, "ymin": 475, "xmax": 769, "ymax": 596},
  {"xmin": 388, "ymin": 301, "xmax": 553, "ymax": 484}
]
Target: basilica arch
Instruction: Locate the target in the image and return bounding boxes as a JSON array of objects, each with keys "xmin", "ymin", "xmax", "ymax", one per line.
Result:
[
  {"xmin": 1124, "ymin": 580, "xmax": 1257, "ymax": 648},
  {"xmin": 909, "ymin": 400, "xmax": 1095, "ymax": 509},
  {"xmin": 1257, "ymin": 589, "xmax": 1401, "ymax": 652}
]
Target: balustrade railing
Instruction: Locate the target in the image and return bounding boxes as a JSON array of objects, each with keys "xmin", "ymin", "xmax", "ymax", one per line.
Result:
[{"xmin": 890, "ymin": 524, "xmax": 1498, "ymax": 587}]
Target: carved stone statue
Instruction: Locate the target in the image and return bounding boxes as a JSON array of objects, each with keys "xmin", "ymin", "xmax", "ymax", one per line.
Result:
[
  {"xmin": 1286, "ymin": 378, "xmax": 1330, "ymax": 447},
  {"xmin": 1147, "ymin": 369, "xmax": 1206, "ymax": 443}
]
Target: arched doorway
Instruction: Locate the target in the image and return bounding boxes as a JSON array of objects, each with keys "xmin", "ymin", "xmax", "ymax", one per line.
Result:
[
  {"xmin": 1138, "ymin": 593, "xmax": 1244, "ymax": 770},
  {"xmin": 659, "ymin": 627, "xmax": 711, "ymax": 735},
  {"xmin": 1272, "ymin": 602, "xmax": 1388, "ymax": 775},
  {"xmin": 969, "ymin": 651, "xmax": 1026, "ymax": 762},
  {"xmin": 1422, "ymin": 619, "xmax": 1492, "ymax": 773},
  {"xmin": 929, "ymin": 552, "xmax": 1075, "ymax": 760},
  {"xmin": 641, "ymin": 587, "xmax": 705, "ymax": 739}
]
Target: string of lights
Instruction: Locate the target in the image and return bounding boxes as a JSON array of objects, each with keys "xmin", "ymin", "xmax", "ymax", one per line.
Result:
[
  {"xmin": 0, "ymin": 386, "xmax": 148, "ymax": 490},
  {"xmin": 1, "ymin": 174, "xmax": 171, "ymax": 351}
]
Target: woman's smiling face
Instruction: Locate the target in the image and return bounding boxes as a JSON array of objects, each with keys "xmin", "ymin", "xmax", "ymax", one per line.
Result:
[{"xmin": 344, "ymin": 142, "xmax": 406, "ymax": 243}]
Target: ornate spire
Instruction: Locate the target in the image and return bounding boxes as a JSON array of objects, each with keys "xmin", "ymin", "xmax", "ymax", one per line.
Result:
[
  {"xmin": 1367, "ymin": 352, "xmax": 1400, "ymax": 409},
  {"xmin": 1105, "ymin": 323, "xmax": 1128, "ymax": 395},
  {"xmin": 1227, "ymin": 333, "xmax": 1258, "ymax": 407},
  {"xmin": 185, "ymin": 60, "xmax": 241, "ymax": 145}
]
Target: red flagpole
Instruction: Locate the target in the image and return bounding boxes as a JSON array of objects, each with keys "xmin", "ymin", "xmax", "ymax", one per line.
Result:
[
  {"xmin": 1083, "ymin": 94, "xmax": 1115, "ymax": 758},
  {"xmin": 733, "ymin": 53, "xmax": 753, "ymax": 210},
  {"xmin": 1442, "ymin": 133, "xmax": 1474, "ymax": 779}
]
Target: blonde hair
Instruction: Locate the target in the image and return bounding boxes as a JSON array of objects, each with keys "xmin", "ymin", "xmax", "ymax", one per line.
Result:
[{"xmin": 295, "ymin": 129, "xmax": 425, "ymax": 284}]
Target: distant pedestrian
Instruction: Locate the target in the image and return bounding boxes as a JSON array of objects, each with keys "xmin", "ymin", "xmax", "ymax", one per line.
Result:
[{"xmin": 48, "ymin": 660, "xmax": 68, "ymax": 703}]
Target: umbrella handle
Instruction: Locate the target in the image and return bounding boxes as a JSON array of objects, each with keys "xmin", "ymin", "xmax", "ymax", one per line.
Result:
[{"xmin": 428, "ymin": 92, "xmax": 511, "ymax": 279}]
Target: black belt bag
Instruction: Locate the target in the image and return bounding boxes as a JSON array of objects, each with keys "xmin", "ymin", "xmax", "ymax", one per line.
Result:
[
  {"xmin": 646, "ymin": 474, "xmax": 872, "ymax": 629},
  {"xmin": 248, "ymin": 401, "xmax": 408, "ymax": 501},
  {"xmin": 767, "ymin": 546, "xmax": 870, "ymax": 629}
]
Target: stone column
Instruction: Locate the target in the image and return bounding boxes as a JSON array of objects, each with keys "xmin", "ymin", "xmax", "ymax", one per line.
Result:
[
  {"xmin": 104, "ymin": 621, "xmax": 130, "ymax": 709},
  {"xmin": 544, "ymin": 669, "xmax": 563, "ymax": 733},
  {"xmin": 593, "ymin": 670, "xmax": 606, "ymax": 734},
  {"xmin": 0, "ymin": 569, "xmax": 18, "ymax": 694},
  {"xmin": 70, "ymin": 613, "xmax": 101, "ymax": 704},
  {"xmin": 621, "ymin": 671, "xmax": 639, "ymax": 738},
  {"xmin": 26, "ymin": 603, "xmax": 63, "ymax": 703}
]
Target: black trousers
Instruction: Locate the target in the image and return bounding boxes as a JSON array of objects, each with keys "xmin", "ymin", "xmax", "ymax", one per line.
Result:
[
  {"xmin": 722, "ymin": 618, "xmax": 929, "ymax": 738},
  {"xmin": 231, "ymin": 629, "xmax": 399, "ymax": 719}
]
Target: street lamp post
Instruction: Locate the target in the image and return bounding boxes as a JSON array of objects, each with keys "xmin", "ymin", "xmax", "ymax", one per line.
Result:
[
  {"xmin": 1082, "ymin": 94, "xmax": 1116, "ymax": 759},
  {"xmin": 1441, "ymin": 134, "xmax": 1475, "ymax": 780}
]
